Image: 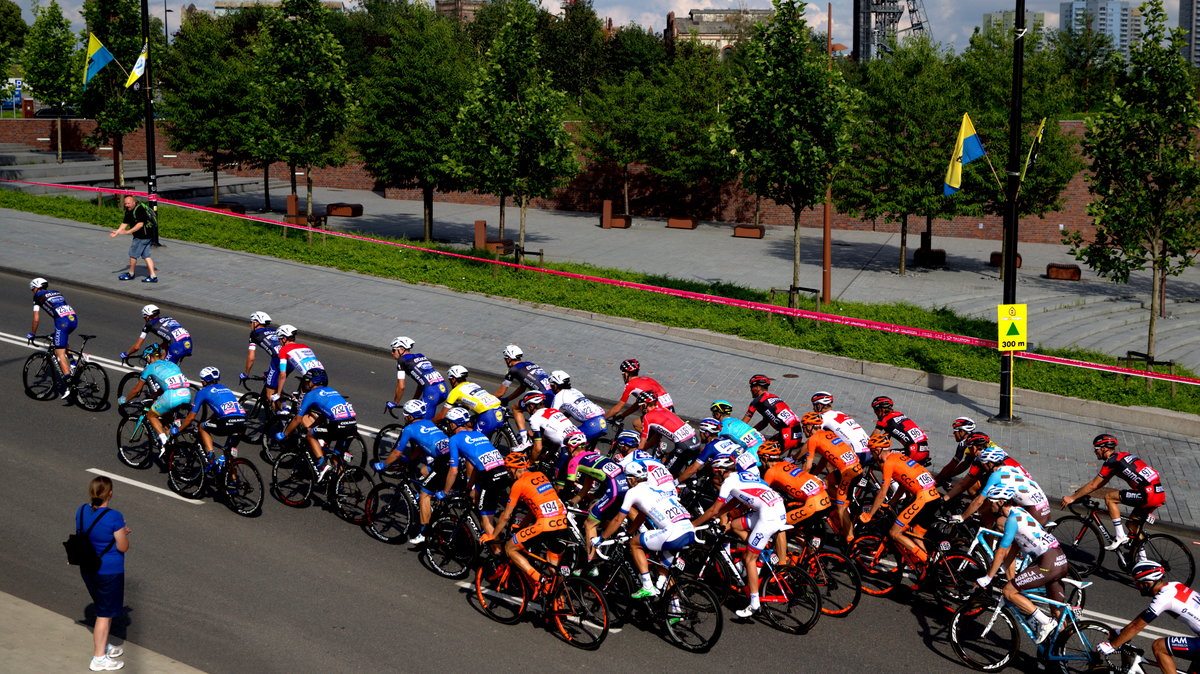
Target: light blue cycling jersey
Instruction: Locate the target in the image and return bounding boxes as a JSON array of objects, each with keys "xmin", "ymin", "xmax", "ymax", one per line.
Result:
[
  {"xmin": 142, "ymin": 360, "xmax": 190, "ymax": 392},
  {"xmin": 719, "ymin": 417, "xmax": 765, "ymax": 454}
]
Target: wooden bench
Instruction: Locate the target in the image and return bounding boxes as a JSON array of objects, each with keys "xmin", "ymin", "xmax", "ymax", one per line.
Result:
[
  {"xmin": 211, "ymin": 202, "xmax": 246, "ymax": 215},
  {"xmin": 733, "ymin": 224, "xmax": 765, "ymax": 239},
  {"xmin": 609, "ymin": 215, "xmax": 631, "ymax": 228},
  {"xmin": 1046, "ymin": 263, "xmax": 1081, "ymax": 280},
  {"xmin": 989, "ymin": 251, "xmax": 1021, "ymax": 268},
  {"xmin": 913, "ymin": 247, "xmax": 946, "ymax": 267},
  {"xmin": 667, "ymin": 217, "xmax": 697, "ymax": 229},
  {"xmin": 485, "ymin": 239, "xmax": 514, "ymax": 254},
  {"xmin": 326, "ymin": 202, "xmax": 363, "ymax": 217}
]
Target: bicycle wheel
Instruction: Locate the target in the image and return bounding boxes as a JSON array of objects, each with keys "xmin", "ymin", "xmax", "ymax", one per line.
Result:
[
  {"xmin": 337, "ymin": 433, "xmax": 368, "ymax": 470},
  {"xmin": 223, "ymin": 458, "xmax": 264, "ymax": 516},
  {"xmin": 1142, "ymin": 534, "xmax": 1196, "ymax": 586},
  {"xmin": 239, "ymin": 392, "xmax": 270, "ymax": 445},
  {"xmin": 271, "ymin": 452, "xmax": 314, "ymax": 507},
  {"xmin": 949, "ymin": 596, "xmax": 1020, "ymax": 671},
  {"xmin": 72, "ymin": 363, "xmax": 109, "ymax": 411},
  {"xmin": 1064, "ymin": 567, "xmax": 1088, "ymax": 610},
  {"xmin": 166, "ymin": 444, "xmax": 207, "ymax": 498},
  {"xmin": 810, "ymin": 551, "xmax": 863, "ymax": 616},
  {"xmin": 758, "ymin": 565, "xmax": 822, "ymax": 635},
  {"xmin": 1052, "ymin": 516, "xmax": 1105, "ymax": 577},
  {"xmin": 931, "ymin": 553, "xmax": 985, "ymax": 610},
  {"xmin": 1049, "ymin": 619, "xmax": 1115, "ymax": 674},
  {"xmin": 594, "ymin": 562, "xmax": 638, "ymax": 628},
  {"xmin": 552, "ymin": 576, "xmax": 610, "ymax": 650},
  {"xmin": 363, "ymin": 483, "xmax": 416, "ymax": 543},
  {"xmin": 262, "ymin": 419, "xmax": 292, "ymax": 465},
  {"xmin": 420, "ymin": 515, "xmax": 477, "ymax": 579},
  {"xmin": 22, "ymin": 352, "xmax": 58, "ymax": 401},
  {"xmin": 331, "ymin": 466, "xmax": 373, "ymax": 523},
  {"xmin": 660, "ymin": 578, "xmax": 723, "ymax": 653},
  {"xmin": 115, "ymin": 372, "xmax": 143, "ymax": 417},
  {"xmin": 116, "ymin": 415, "xmax": 155, "ymax": 469},
  {"xmin": 373, "ymin": 423, "xmax": 406, "ymax": 461},
  {"xmin": 849, "ymin": 535, "xmax": 903, "ymax": 596},
  {"xmin": 474, "ymin": 557, "xmax": 527, "ymax": 624}
]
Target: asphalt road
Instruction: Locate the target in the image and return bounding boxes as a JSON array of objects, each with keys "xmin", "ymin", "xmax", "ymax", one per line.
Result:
[{"xmin": 0, "ymin": 273, "xmax": 1186, "ymax": 673}]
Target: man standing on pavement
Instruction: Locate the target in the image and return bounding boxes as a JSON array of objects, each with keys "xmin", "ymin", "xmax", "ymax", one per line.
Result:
[{"xmin": 110, "ymin": 196, "xmax": 158, "ymax": 283}]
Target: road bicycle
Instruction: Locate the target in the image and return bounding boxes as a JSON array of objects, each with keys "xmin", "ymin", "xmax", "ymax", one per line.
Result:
[
  {"xmin": 23, "ymin": 333, "xmax": 108, "ymax": 411},
  {"xmin": 418, "ymin": 491, "xmax": 484, "ymax": 580},
  {"xmin": 166, "ymin": 431, "xmax": 264, "ymax": 517},
  {"xmin": 474, "ymin": 535, "xmax": 610, "ymax": 650},
  {"xmin": 362, "ymin": 461, "xmax": 424, "ymax": 544},
  {"xmin": 591, "ymin": 532, "xmax": 723, "ymax": 652},
  {"xmin": 236, "ymin": 374, "xmax": 274, "ymax": 446},
  {"xmin": 116, "ymin": 398, "xmax": 188, "ymax": 469},
  {"xmin": 959, "ymin": 521, "xmax": 1090, "ymax": 609},
  {"xmin": 270, "ymin": 431, "xmax": 373, "ymax": 523},
  {"xmin": 785, "ymin": 519, "xmax": 863, "ymax": 617},
  {"xmin": 1052, "ymin": 497, "xmax": 1195, "ymax": 585},
  {"xmin": 373, "ymin": 406, "xmax": 519, "ymax": 480},
  {"xmin": 1098, "ymin": 644, "xmax": 1190, "ymax": 674},
  {"xmin": 849, "ymin": 509, "xmax": 981, "ymax": 609},
  {"xmin": 949, "ymin": 585, "xmax": 1115, "ymax": 673}
]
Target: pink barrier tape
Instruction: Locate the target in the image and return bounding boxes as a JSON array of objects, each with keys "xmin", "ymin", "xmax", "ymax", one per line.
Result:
[{"xmin": 5, "ymin": 178, "xmax": 1199, "ymax": 387}]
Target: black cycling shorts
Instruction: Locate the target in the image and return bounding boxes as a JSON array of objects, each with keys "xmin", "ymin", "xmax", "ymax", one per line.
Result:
[{"xmin": 476, "ymin": 467, "xmax": 512, "ymax": 516}]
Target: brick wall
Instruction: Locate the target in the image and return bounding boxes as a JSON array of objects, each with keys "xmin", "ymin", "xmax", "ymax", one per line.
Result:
[{"xmin": 0, "ymin": 118, "xmax": 1095, "ymax": 244}]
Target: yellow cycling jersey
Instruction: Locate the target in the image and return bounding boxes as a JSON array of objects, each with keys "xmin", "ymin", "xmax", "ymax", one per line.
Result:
[{"xmin": 445, "ymin": 381, "xmax": 502, "ymax": 414}]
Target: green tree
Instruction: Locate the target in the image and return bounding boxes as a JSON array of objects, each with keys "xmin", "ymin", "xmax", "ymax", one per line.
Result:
[
  {"xmin": 0, "ymin": 0, "xmax": 28, "ymax": 55},
  {"xmin": 253, "ymin": 0, "xmax": 353, "ymax": 216},
  {"xmin": 354, "ymin": 2, "xmax": 475, "ymax": 241},
  {"xmin": 21, "ymin": 0, "xmax": 78, "ymax": 163},
  {"xmin": 646, "ymin": 39, "xmax": 731, "ymax": 190},
  {"xmin": 834, "ymin": 35, "xmax": 967, "ymax": 274},
  {"xmin": 449, "ymin": 0, "xmax": 578, "ymax": 262},
  {"xmin": 605, "ymin": 23, "xmax": 665, "ymax": 80},
  {"xmin": 725, "ymin": 0, "xmax": 856, "ymax": 308},
  {"xmin": 543, "ymin": 0, "xmax": 606, "ymax": 102},
  {"xmin": 224, "ymin": 6, "xmax": 280, "ymax": 211},
  {"xmin": 80, "ymin": 0, "xmax": 145, "ymax": 188},
  {"xmin": 579, "ymin": 70, "xmax": 664, "ymax": 216},
  {"xmin": 1065, "ymin": 0, "xmax": 1200, "ymax": 360},
  {"xmin": 1045, "ymin": 20, "xmax": 1121, "ymax": 115}
]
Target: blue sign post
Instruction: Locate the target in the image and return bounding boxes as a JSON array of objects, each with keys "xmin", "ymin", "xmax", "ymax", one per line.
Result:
[{"xmin": 2, "ymin": 78, "xmax": 22, "ymax": 113}]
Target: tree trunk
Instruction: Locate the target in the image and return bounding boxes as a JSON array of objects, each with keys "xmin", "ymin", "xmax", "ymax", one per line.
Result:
[
  {"xmin": 263, "ymin": 164, "xmax": 271, "ymax": 212},
  {"xmin": 518, "ymin": 195, "xmax": 528, "ymax": 265},
  {"xmin": 899, "ymin": 213, "xmax": 908, "ymax": 276},
  {"xmin": 622, "ymin": 164, "xmax": 630, "ymax": 216},
  {"xmin": 211, "ymin": 150, "xmax": 220, "ymax": 206},
  {"xmin": 55, "ymin": 118, "xmax": 63, "ymax": 164},
  {"xmin": 754, "ymin": 194, "xmax": 761, "ymax": 227},
  {"xmin": 1148, "ymin": 257, "xmax": 1162, "ymax": 361},
  {"xmin": 790, "ymin": 209, "xmax": 802, "ymax": 309},
  {"xmin": 305, "ymin": 172, "xmax": 314, "ymax": 246},
  {"xmin": 114, "ymin": 135, "xmax": 124, "ymax": 188},
  {"xmin": 289, "ymin": 163, "xmax": 297, "ymax": 198},
  {"xmin": 423, "ymin": 183, "xmax": 434, "ymax": 243},
  {"xmin": 498, "ymin": 194, "xmax": 506, "ymax": 240}
]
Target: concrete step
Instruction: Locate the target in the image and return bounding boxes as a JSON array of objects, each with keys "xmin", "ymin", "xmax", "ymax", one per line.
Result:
[
  {"xmin": 0, "ymin": 150, "xmax": 100, "ymax": 166},
  {"xmin": 156, "ymin": 177, "xmax": 288, "ymax": 201},
  {"xmin": 0, "ymin": 160, "xmax": 123, "ymax": 180},
  {"xmin": 1028, "ymin": 298, "xmax": 1144, "ymax": 333}
]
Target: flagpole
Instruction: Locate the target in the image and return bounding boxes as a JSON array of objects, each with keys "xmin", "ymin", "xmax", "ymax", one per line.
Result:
[{"xmin": 139, "ymin": 0, "xmax": 158, "ymax": 238}]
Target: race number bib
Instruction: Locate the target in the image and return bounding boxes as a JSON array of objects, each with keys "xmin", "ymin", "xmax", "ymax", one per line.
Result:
[
  {"xmin": 479, "ymin": 450, "xmax": 504, "ymax": 470},
  {"xmin": 539, "ymin": 501, "xmax": 564, "ymax": 517},
  {"xmin": 916, "ymin": 472, "xmax": 936, "ymax": 489},
  {"xmin": 164, "ymin": 374, "xmax": 190, "ymax": 389},
  {"xmin": 55, "ymin": 305, "xmax": 75, "ymax": 318},
  {"xmin": 170, "ymin": 327, "xmax": 191, "ymax": 341}
]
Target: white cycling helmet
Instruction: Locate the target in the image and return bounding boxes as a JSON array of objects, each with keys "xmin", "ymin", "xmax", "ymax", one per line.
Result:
[
  {"xmin": 199, "ymin": 366, "xmax": 221, "ymax": 383},
  {"xmin": 250, "ymin": 311, "xmax": 272, "ymax": 325},
  {"xmin": 549, "ymin": 370, "xmax": 571, "ymax": 386},
  {"xmin": 984, "ymin": 484, "xmax": 1016, "ymax": 503},
  {"xmin": 142, "ymin": 304, "xmax": 160, "ymax": 319},
  {"xmin": 445, "ymin": 407, "xmax": 473, "ymax": 426},
  {"xmin": 447, "ymin": 365, "xmax": 469, "ymax": 380},
  {"xmin": 710, "ymin": 454, "xmax": 737, "ymax": 470},
  {"xmin": 402, "ymin": 399, "xmax": 427, "ymax": 416},
  {"xmin": 391, "ymin": 336, "xmax": 414, "ymax": 351},
  {"xmin": 952, "ymin": 417, "xmax": 977, "ymax": 433},
  {"xmin": 29, "ymin": 277, "xmax": 48, "ymax": 290},
  {"xmin": 624, "ymin": 461, "xmax": 648, "ymax": 481},
  {"xmin": 503, "ymin": 344, "xmax": 523, "ymax": 360},
  {"xmin": 276, "ymin": 324, "xmax": 297, "ymax": 338}
]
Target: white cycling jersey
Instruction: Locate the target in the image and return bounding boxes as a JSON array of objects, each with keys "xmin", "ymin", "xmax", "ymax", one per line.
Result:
[
  {"xmin": 999, "ymin": 505, "xmax": 1059, "ymax": 557},
  {"xmin": 1142, "ymin": 582, "xmax": 1200, "ymax": 635},
  {"xmin": 820, "ymin": 410, "xmax": 870, "ymax": 454},
  {"xmin": 717, "ymin": 470, "xmax": 786, "ymax": 512},
  {"xmin": 552, "ymin": 388, "xmax": 606, "ymax": 423},
  {"xmin": 621, "ymin": 481, "xmax": 692, "ymax": 532},
  {"xmin": 618, "ymin": 451, "xmax": 676, "ymax": 492},
  {"xmin": 528, "ymin": 408, "xmax": 581, "ymax": 446}
]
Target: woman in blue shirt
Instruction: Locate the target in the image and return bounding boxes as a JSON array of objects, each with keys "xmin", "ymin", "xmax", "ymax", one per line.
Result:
[{"xmin": 76, "ymin": 476, "xmax": 131, "ymax": 671}]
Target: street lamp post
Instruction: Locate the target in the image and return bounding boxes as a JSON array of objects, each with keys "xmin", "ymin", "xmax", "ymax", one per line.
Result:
[{"xmin": 164, "ymin": 4, "xmax": 173, "ymax": 45}]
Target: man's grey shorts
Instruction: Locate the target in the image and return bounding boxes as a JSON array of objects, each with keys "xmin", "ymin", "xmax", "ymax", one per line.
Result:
[{"xmin": 128, "ymin": 238, "xmax": 152, "ymax": 259}]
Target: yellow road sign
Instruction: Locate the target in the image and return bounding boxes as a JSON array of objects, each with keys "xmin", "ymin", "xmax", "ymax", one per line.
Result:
[{"xmin": 997, "ymin": 304, "xmax": 1027, "ymax": 351}]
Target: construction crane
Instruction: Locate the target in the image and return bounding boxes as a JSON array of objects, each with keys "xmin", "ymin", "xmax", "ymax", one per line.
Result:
[{"xmin": 853, "ymin": 0, "xmax": 930, "ymax": 60}]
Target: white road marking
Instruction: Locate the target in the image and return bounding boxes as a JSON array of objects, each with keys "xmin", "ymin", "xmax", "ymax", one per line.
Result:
[
  {"xmin": 87, "ymin": 468, "xmax": 203, "ymax": 505},
  {"xmin": 1082, "ymin": 607, "xmax": 1191, "ymax": 639}
]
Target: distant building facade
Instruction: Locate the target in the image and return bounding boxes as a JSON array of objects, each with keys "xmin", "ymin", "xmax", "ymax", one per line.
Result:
[
  {"xmin": 665, "ymin": 8, "xmax": 774, "ymax": 57},
  {"xmin": 1059, "ymin": 0, "xmax": 1144, "ymax": 57},
  {"xmin": 982, "ymin": 10, "xmax": 1046, "ymax": 37},
  {"xmin": 1182, "ymin": 0, "xmax": 1200, "ymax": 65},
  {"xmin": 212, "ymin": 0, "xmax": 343, "ymax": 15},
  {"xmin": 434, "ymin": 0, "xmax": 484, "ymax": 22}
]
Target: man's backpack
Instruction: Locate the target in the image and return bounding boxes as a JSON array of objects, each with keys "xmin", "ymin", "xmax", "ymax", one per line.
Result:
[
  {"xmin": 63, "ymin": 506, "xmax": 114, "ymax": 573},
  {"xmin": 134, "ymin": 202, "xmax": 160, "ymax": 246}
]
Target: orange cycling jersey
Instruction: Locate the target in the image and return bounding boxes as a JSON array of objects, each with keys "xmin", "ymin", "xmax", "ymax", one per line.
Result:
[
  {"xmin": 880, "ymin": 452, "xmax": 940, "ymax": 500},
  {"xmin": 507, "ymin": 471, "xmax": 568, "ymax": 523},
  {"xmin": 807, "ymin": 430, "xmax": 860, "ymax": 471},
  {"xmin": 764, "ymin": 462, "xmax": 832, "ymax": 526}
]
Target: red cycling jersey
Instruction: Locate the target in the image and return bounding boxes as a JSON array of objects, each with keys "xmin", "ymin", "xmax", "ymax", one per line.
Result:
[
  {"xmin": 1099, "ymin": 451, "xmax": 1164, "ymax": 495},
  {"xmin": 618, "ymin": 376, "xmax": 673, "ymax": 409},
  {"xmin": 640, "ymin": 407, "xmax": 695, "ymax": 444},
  {"xmin": 875, "ymin": 410, "xmax": 929, "ymax": 460},
  {"xmin": 745, "ymin": 392, "xmax": 801, "ymax": 431}
]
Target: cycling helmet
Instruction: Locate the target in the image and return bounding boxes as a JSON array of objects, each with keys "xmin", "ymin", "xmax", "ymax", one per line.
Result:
[
  {"xmin": 549, "ymin": 370, "xmax": 571, "ymax": 387},
  {"xmin": 445, "ymin": 407, "xmax": 472, "ymax": 427},
  {"xmin": 952, "ymin": 417, "xmax": 977, "ymax": 433},
  {"xmin": 520, "ymin": 391, "xmax": 545, "ymax": 409},
  {"xmin": 199, "ymin": 366, "xmax": 221, "ymax": 383},
  {"xmin": 1131, "ymin": 560, "xmax": 1165, "ymax": 583},
  {"xmin": 710, "ymin": 400, "xmax": 734, "ymax": 415},
  {"xmin": 250, "ymin": 311, "xmax": 272, "ymax": 325},
  {"xmin": 504, "ymin": 452, "xmax": 530, "ymax": 469},
  {"xmin": 801, "ymin": 411, "xmax": 824, "ymax": 427},
  {"xmin": 1092, "ymin": 434, "xmax": 1119, "ymax": 450},
  {"xmin": 29, "ymin": 277, "xmax": 48, "ymax": 290},
  {"xmin": 965, "ymin": 432, "xmax": 992, "ymax": 449},
  {"xmin": 614, "ymin": 430, "xmax": 641, "ymax": 448},
  {"xmin": 402, "ymin": 399, "xmax": 427, "ymax": 417},
  {"xmin": 390, "ymin": 336, "xmax": 414, "ymax": 351},
  {"xmin": 141, "ymin": 343, "xmax": 161, "ymax": 359},
  {"xmin": 811, "ymin": 391, "xmax": 833, "ymax": 406},
  {"xmin": 871, "ymin": 395, "xmax": 894, "ymax": 410},
  {"xmin": 758, "ymin": 440, "xmax": 783, "ymax": 460},
  {"xmin": 624, "ymin": 461, "xmax": 648, "ymax": 480},
  {"xmin": 141, "ymin": 304, "xmax": 160, "ymax": 319},
  {"xmin": 976, "ymin": 446, "xmax": 1008, "ymax": 465},
  {"xmin": 564, "ymin": 433, "xmax": 588, "ymax": 450},
  {"xmin": 697, "ymin": 418, "xmax": 722, "ymax": 435},
  {"xmin": 867, "ymin": 434, "xmax": 891, "ymax": 451},
  {"xmin": 303, "ymin": 369, "xmax": 328, "ymax": 387},
  {"xmin": 619, "ymin": 358, "xmax": 640, "ymax": 373},
  {"xmin": 984, "ymin": 484, "xmax": 1016, "ymax": 503},
  {"xmin": 748, "ymin": 374, "xmax": 771, "ymax": 388},
  {"xmin": 634, "ymin": 390, "xmax": 658, "ymax": 407},
  {"xmin": 503, "ymin": 344, "xmax": 523, "ymax": 360},
  {"xmin": 276, "ymin": 324, "xmax": 297, "ymax": 339},
  {"xmin": 710, "ymin": 454, "xmax": 737, "ymax": 470},
  {"xmin": 447, "ymin": 365, "xmax": 469, "ymax": 380}
]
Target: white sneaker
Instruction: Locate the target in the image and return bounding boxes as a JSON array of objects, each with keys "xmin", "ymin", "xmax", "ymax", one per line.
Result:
[
  {"xmin": 735, "ymin": 605, "xmax": 760, "ymax": 619},
  {"xmin": 90, "ymin": 655, "xmax": 125, "ymax": 671},
  {"xmin": 514, "ymin": 440, "xmax": 532, "ymax": 452},
  {"xmin": 105, "ymin": 644, "xmax": 124, "ymax": 658},
  {"xmin": 315, "ymin": 463, "xmax": 332, "ymax": 483},
  {"xmin": 1104, "ymin": 534, "xmax": 1129, "ymax": 551},
  {"xmin": 408, "ymin": 533, "xmax": 426, "ymax": 545},
  {"xmin": 1034, "ymin": 618, "xmax": 1056, "ymax": 644}
]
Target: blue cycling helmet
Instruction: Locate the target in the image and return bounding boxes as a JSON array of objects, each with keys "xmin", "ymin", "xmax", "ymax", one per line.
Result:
[
  {"xmin": 984, "ymin": 484, "xmax": 1016, "ymax": 503},
  {"xmin": 141, "ymin": 343, "xmax": 161, "ymax": 359},
  {"xmin": 976, "ymin": 446, "xmax": 1008, "ymax": 465},
  {"xmin": 614, "ymin": 430, "xmax": 641, "ymax": 448},
  {"xmin": 199, "ymin": 366, "xmax": 220, "ymax": 383},
  {"xmin": 303, "ymin": 369, "xmax": 328, "ymax": 387}
]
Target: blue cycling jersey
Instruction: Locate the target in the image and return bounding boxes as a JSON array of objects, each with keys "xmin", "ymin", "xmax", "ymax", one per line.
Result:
[
  {"xmin": 143, "ymin": 316, "xmax": 190, "ymax": 345},
  {"xmin": 249, "ymin": 326, "xmax": 281, "ymax": 358},
  {"xmin": 34, "ymin": 289, "xmax": 76, "ymax": 323},
  {"xmin": 719, "ymin": 417, "xmax": 765, "ymax": 454},
  {"xmin": 697, "ymin": 437, "xmax": 758, "ymax": 472},
  {"xmin": 299, "ymin": 386, "xmax": 356, "ymax": 421},
  {"xmin": 397, "ymin": 353, "xmax": 445, "ymax": 388},
  {"xmin": 448, "ymin": 430, "xmax": 505, "ymax": 471},
  {"xmin": 190, "ymin": 383, "xmax": 246, "ymax": 418},
  {"xmin": 398, "ymin": 419, "xmax": 450, "ymax": 460},
  {"xmin": 141, "ymin": 360, "xmax": 190, "ymax": 392},
  {"xmin": 503, "ymin": 361, "xmax": 553, "ymax": 396}
]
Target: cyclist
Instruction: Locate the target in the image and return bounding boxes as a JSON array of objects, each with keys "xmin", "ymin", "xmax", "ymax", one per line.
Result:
[
  {"xmin": 692, "ymin": 455, "xmax": 791, "ymax": 618},
  {"xmin": 118, "ymin": 344, "xmax": 192, "ymax": 455},
  {"xmin": 482, "ymin": 452, "xmax": 570, "ymax": 589},
  {"xmin": 595, "ymin": 461, "xmax": 696, "ymax": 599},
  {"xmin": 636, "ymin": 391, "xmax": 701, "ymax": 476},
  {"xmin": 742, "ymin": 375, "xmax": 804, "ymax": 452},
  {"xmin": 678, "ymin": 418, "xmax": 756, "ymax": 483},
  {"xmin": 606, "ymin": 358, "xmax": 674, "ymax": 431},
  {"xmin": 386, "ymin": 336, "xmax": 447, "ymax": 420},
  {"xmin": 933, "ymin": 417, "xmax": 980, "ymax": 484},
  {"xmin": 274, "ymin": 325, "xmax": 326, "ymax": 408},
  {"xmin": 562, "ymin": 437, "xmax": 628, "ymax": 559},
  {"xmin": 240, "ymin": 311, "xmax": 281, "ymax": 402},
  {"xmin": 975, "ymin": 485, "xmax": 1067, "ymax": 645},
  {"xmin": 437, "ymin": 365, "xmax": 508, "ymax": 438},
  {"xmin": 549, "ymin": 370, "xmax": 608, "ymax": 447},
  {"xmin": 810, "ymin": 391, "xmax": 872, "ymax": 465},
  {"xmin": 871, "ymin": 395, "xmax": 930, "ymax": 464},
  {"xmin": 1060, "ymin": 434, "xmax": 1166, "ymax": 551},
  {"xmin": 859, "ymin": 434, "xmax": 942, "ymax": 567},
  {"xmin": 798, "ymin": 411, "xmax": 863, "ymax": 545},
  {"xmin": 174, "ymin": 367, "xmax": 246, "ymax": 462},
  {"xmin": 709, "ymin": 400, "xmax": 765, "ymax": 456},
  {"xmin": 27, "ymin": 277, "xmax": 76, "ymax": 395},
  {"xmin": 1098, "ymin": 561, "xmax": 1200, "ymax": 673},
  {"xmin": 442, "ymin": 407, "xmax": 509, "ymax": 537},
  {"xmin": 612, "ymin": 431, "xmax": 677, "ymax": 494},
  {"xmin": 120, "ymin": 304, "xmax": 192, "ymax": 366},
  {"xmin": 520, "ymin": 392, "xmax": 583, "ymax": 468},
  {"xmin": 370, "ymin": 399, "xmax": 450, "ymax": 545},
  {"xmin": 953, "ymin": 446, "xmax": 1052, "ymax": 525},
  {"xmin": 494, "ymin": 344, "xmax": 553, "ymax": 445},
  {"xmin": 276, "ymin": 369, "xmax": 357, "ymax": 484},
  {"xmin": 759, "ymin": 441, "xmax": 834, "ymax": 533},
  {"xmin": 942, "ymin": 432, "xmax": 1027, "ymax": 503}
]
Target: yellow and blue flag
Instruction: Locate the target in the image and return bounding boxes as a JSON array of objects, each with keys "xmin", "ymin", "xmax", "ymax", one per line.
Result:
[
  {"xmin": 84, "ymin": 33, "xmax": 115, "ymax": 90},
  {"xmin": 943, "ymin": 113, "xmax": 987, "ymax": 196},
  {"xmin": 125, "ymin": 42, "xmax": 147, "ymax": 88}
]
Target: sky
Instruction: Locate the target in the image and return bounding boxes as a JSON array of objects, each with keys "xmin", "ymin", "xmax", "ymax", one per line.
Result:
[{"xmin": 9, "ymin": 0, "xmax": 1184, "ymax": 53}]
